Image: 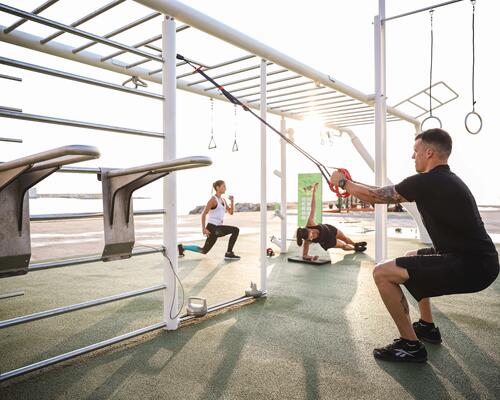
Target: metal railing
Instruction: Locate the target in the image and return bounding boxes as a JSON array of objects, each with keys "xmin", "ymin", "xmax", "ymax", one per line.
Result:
[
  {"xmin": 31, "ymin": 209, "xmax": 164, "ymax": 222},
  {"xmin": 0, "ymin": 136, "xmax": 23, "ymax": 143},
  {"xmin": 0, "ymin": 57, "xmax": 163, "ymax": 100},
  {"xmin": 0, "ymin": 2, "xmax": 272, "ymax": 383},
  {"xmin": 29, "ymin": 247, "xmax": 162, "ymax": 272},
  {"xmin": 0, "ymin": 3, "xmax": 162, "ymax": 62},
  {"xmin": 0, "ymin": 284, "xmax": 166, "ymax": 329},
  {"xmin": 0, "ymin": 109, "xmax": 163, "ymax": 138},
  {"xmin": 0, "ymin": 294, "xmax": 255, "ymax": 382}
]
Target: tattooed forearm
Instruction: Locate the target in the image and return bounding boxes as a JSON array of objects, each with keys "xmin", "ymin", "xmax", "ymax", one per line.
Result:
[
  {"xmin": 353, "ymin": 180, "xmax": 379, "ymax": 190},
  {"xmin": 368, "ymin": 185, "xmax": 408, "ymax": 204},
  {"xmin": 401, "ymin": 294, "xmax": 409, "ymax": 316}
]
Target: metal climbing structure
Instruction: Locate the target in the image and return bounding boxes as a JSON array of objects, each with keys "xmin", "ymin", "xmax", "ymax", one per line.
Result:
[{"xmin": 0, "ymin": 0, "xmax": 467, "ymax": 381}]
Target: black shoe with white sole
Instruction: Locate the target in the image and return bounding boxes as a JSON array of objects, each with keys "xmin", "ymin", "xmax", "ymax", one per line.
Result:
[
  {"xmin": 178, "ymin": 244, "xmax": 185, "ymax": 258},
  {"xmin": 412, "ymin": 320, "xmax": 442, "ymax": 344},
  {"xmin": 224, "ymin": 251, "xmax": 241, "ymax": 260},
  {"xmin": 354, "ymin": 242, "xmax": 367, "ymax": 252},
  {"xmin": 373, "ymin": 338, "xmax": 427, "ymax": 363}
]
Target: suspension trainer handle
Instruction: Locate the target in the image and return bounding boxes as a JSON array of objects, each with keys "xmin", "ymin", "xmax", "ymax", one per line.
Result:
[{"xmin": 329, "ymin": 168, "xmax": 352, "ymax": 198}]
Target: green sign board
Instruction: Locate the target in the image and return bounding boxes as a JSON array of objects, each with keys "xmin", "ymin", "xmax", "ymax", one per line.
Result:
[{"xmin": 298, "ymin": 173, "xmax": 322, "ymax": 227}]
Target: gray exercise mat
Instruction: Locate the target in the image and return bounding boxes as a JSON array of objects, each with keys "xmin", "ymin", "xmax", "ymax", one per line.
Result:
[{"xmin": 287, "ymin": 256, "xmax": 330, "ymax": 265}]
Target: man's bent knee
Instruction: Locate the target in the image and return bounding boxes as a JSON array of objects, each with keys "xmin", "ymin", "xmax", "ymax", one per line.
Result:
[
  {"xmin": 373, "ymin": 260, "xmax": 409, "ymax": 285},
  {"xmin": 372, "ymin": 262, "xmax": 388, "ymax": 285}
]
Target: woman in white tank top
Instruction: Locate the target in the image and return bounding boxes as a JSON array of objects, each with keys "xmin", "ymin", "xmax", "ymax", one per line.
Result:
[
  {"xmin": 206, "ymin": 194, "xmax": 226, "ymax": 226},
  {"xmin": 178, "ymin": 180, "xmax": 241, "ymax": 260}
]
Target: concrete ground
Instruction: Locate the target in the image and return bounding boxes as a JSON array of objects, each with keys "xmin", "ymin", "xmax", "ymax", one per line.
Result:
[{"xmin": 1, "ymin": 230, "xmax": 499, "ymax": 400}]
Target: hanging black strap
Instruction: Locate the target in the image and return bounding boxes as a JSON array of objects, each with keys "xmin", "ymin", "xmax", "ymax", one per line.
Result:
[
  {"xmin": 232, "ymin": 139, "xmax": 239, "ymax": 152},
  {"xmin": 177, "ymin": 54, "xmax": 334, "ymax": 184},
  {"xmin": 429, "ymin": 9, "xmax": 434, "ymax": 116},
  {"xmin": 208, "ymin": 135, "xmax": 217, "ymax": 149},
  {"xmin": 471, "ymin": 0, "xmax": 476, "ymax": 111},
  {"xmin": 208, "ymin": 98, "xmax": 216, "ymax": 149},
  {"xmin": 421, "ymin": 10, "xmax": 442, "ymax": 130},
  {"xmin": 232, "ymin": 105, "xmax": 239, "ymax": 152}
]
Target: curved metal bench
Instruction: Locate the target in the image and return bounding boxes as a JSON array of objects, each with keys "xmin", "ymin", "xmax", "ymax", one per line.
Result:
[
  {"xmin": 100, "ymin": 156, "xmax": 212, "ymax": 261},
  {"xmin": 0, "ymin": 145, "xmax": 100, "ymax": 278}
]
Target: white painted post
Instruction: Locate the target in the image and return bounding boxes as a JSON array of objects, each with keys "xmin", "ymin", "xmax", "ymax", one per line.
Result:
[
  {"xmin": 280, "ymin": 116, "xmax": 287, "ymax": 253},
  {"xmin": 374, "ymin": 1, "xmax": 388, "ymax": 263},
  {"xmin": 162, "ymin": 15, "xmax": 179, "ymax": 329},
  {"xmin": 374, "ymin": 0, "xmax": 387, "ymax": 262},
  {"xmin": 260, "ymin": 59, "xmax": 267, "ymax": 293}
]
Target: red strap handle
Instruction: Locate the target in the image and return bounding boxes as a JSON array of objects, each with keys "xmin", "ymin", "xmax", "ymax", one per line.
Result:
[{"xmin": 329, "ymin": 168, "xmax": 352, "ymax": 198}]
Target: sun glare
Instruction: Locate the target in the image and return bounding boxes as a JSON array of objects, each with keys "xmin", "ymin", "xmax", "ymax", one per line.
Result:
[{"xmin": 301, "ymin": 117, "xmax": 325, "ymax": 135}]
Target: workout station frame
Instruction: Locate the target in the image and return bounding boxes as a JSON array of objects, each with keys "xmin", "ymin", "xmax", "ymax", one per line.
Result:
[{"xmin": 0, "ymin": 0, "xmax": 473, "ymax": 381}]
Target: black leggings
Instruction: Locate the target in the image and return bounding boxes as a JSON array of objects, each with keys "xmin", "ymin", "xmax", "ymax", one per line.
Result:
[{"xmin": 202, "ymin": 223, "xmax": 239, "ymax": 254}]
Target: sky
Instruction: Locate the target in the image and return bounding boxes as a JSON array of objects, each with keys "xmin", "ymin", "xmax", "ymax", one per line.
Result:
[{"xmin": 1, "ymin": 0, "xmax": 499, "ymax": 215}]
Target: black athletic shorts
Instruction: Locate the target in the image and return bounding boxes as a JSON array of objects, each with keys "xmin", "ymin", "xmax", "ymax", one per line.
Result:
[{"xmin": 395, "ymin": 247, "xmax": 499, "ymax": 301}]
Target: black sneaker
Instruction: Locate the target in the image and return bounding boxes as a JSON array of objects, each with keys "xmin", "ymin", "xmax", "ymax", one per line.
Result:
[
  {"xmin": 224, "ymin": 251, "xmax": 241, "ymax": 260},
  {"xmin": 373, "ymin": 338, "xmax": 427, "ymax": 363},
  {"xmin": 178, "ymin": 244, "xmax": 185, "ymax": 258},
  {"xmin": 354, "ymin": 243, "xmax": 367, "ymax": 252},
  {"xmin": 412, "ymin": 320, "xmax": 442, "ymax": 344}
]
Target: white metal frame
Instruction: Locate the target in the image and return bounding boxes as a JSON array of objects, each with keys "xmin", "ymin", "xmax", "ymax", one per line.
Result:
[
  {"xmin": 259, "ymin": 58, "xmax": 268, "ymax": 292},
  {"xmin": 162, "ymin": 15, "xmax": 179, "ymax": 329},
  {"xmin": 372, "ymin": 0, "xmax": 464, "ymax": 259},
  {"xmin": 374, "ymin": 2, "xmax": 388, "ymax": 262},
  {"xmin": 280, "ymin": 117, "xmax": 288, "ymax": 254},
  {"xmin": 0, "ymin": 0, "xmax": 430, "ymax": 302},
  {"xmin": 0, "ymin": 0, "xmax": 442, "ymax": 380}
]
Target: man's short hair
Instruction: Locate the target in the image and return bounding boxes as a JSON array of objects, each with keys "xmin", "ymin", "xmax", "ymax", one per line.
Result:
[{"xmin": 415, "ymin": 128, "xmax": 452, "ymax": 158}]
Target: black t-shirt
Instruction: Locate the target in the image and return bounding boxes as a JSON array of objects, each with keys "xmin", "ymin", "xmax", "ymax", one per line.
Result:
[
  {"xmin": 395, "ymin": 165, "xmax": 497, "ymax": 256},
  {"xmin": 309, "ymin": 224, "xmax": 337, "ymax": 250}
]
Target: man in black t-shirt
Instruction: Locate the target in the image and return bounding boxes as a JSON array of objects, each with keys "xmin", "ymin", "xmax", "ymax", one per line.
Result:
[{"xmin": 330, "ymin": 128, "xmax": 499, "ymax": 363}]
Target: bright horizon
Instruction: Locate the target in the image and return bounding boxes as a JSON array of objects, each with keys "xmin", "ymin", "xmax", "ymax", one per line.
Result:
[{"xmin": 1, "ymin": 0, "xmax": 500, "ymax": 216}]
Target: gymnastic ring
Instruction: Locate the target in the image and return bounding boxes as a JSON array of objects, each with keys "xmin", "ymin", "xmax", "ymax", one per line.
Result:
[
  {"xmin": 465, "ymin": 111, "xmax": 483, "ymax": 135},
  {"xmin": 420, "ymin": 115, "xmax": 442, "ymax": 131}
]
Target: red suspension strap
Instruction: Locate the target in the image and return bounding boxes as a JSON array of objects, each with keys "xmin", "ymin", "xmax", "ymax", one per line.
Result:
[{"xmin": 329, "ymin": 168, "xmax": 352, "ymax": 198}]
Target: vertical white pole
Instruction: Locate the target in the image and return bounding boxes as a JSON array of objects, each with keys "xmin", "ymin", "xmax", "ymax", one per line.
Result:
[
  {"xmin": 162, "ymin": 15, "xmax": 179, "ymax": 330},
  {"xmin": 260, "ymin": 59, "xmax": 267, "ymax": 293},
  {"xmin": 374, "ymin": 1, "xmax": 388, "ymax": 263},
  {"xmin": 280, "ymin": 116, "xmax": 287, "ymax": 254}
]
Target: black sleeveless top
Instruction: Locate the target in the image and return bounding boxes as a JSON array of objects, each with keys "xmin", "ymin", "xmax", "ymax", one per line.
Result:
[{"xmin": 309, "ymin": 224, "xmax": 338, "ymax": 250}]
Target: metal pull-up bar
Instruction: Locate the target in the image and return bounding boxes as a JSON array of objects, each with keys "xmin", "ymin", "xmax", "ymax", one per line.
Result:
[
  {"xmin": 0, "ymin": 3, "xmax": 162, "ymax": 62},
  {"xmin": 0, "ymin": 136, "xmax": 22, "ymax": 143},
  {"xmin": 382, "ymin": 0, "xmax": 465, "ymax": 22}
]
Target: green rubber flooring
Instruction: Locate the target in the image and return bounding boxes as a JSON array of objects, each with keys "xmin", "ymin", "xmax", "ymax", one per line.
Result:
[{"xmin": 1, "ymin": 234, "xmax": 499, "ymax": 399}]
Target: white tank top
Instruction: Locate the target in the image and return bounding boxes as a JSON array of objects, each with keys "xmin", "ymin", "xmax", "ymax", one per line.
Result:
[{"xmin": 207, "ymin": 196, "xmax": 226, "ymax": 225}]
